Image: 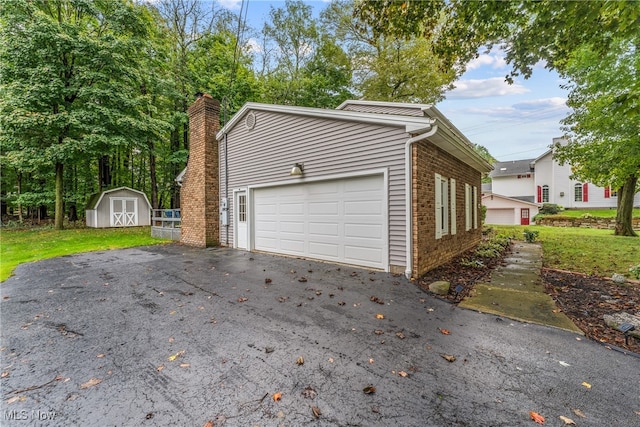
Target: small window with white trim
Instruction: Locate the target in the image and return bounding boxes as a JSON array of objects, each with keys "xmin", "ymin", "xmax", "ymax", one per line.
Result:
[{"xmin": 238, "ymin": 194, "xmax": 247, "ymax": 222}]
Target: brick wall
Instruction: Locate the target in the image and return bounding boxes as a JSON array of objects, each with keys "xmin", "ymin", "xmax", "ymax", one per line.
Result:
[
  {"xmin": 412, "ymin": 141, "xmax": 482, "ymax": 276},
  {"xmin": 180, "ymin": 94, "xmax": 220, "ymax": 247}
]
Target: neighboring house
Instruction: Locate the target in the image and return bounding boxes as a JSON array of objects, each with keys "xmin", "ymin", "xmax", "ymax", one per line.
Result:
[
  {"xmin": 86, "ymin": 187, "xmax": 151, "ymax": 228},
  {"xmin": 489, "ymin": 137, "xmax": 640, "ymax": 209},
  {"xmin": 483, "ymin": 194, "xmax": 540, "ymax": 225},
  {"xmin": 179, "ymin": 95, "xmax": 492, "ymax": 278}
]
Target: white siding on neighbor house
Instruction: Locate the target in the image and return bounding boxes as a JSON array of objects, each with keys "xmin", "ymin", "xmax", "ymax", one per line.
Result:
[
  {"xmin": 219, "ymin": 110, "xmax": 409, "ymax": 269},
  {"xmin": 491, "ymin": 175, "xmax": 535, "ymax": 199}
]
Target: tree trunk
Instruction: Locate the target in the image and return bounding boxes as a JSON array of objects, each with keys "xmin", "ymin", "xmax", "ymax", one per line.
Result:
[
  {"xmin": 17, "ymin": 170, "xmax": 23, "ymax": 223},
  {"xmin": 615, "ymin": 174, "xmax": 638, "ymax": 237},
  {"xmin": 55, "ymin": 162, "xmax": 64, "ymax": 230},
  {"xmin": 149, "ymin": 140, "xmax": 159, "ymax": 209}
]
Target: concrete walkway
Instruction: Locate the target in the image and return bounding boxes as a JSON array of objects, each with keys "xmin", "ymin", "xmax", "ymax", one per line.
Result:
[{"xmin": 459, "ymin": 242, "xmax": 583, "ymax": 333}]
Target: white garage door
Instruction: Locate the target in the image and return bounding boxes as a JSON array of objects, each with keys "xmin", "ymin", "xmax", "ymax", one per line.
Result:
[
  {"xmin": 253, "ymin": 174, "xmax": 386, "ymax": 269},
  {"xmin": 485, "ymin": 208, "xmax": 515, "ymax": 225}
]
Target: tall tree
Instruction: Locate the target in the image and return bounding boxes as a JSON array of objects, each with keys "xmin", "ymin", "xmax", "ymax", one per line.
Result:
[
  {"xmin": 355, "ymin": 0, "xmax": 640, "ymax": 235},
  {"xmin": 554, "ymin": 37, "xmax": 639, "ymax": 236},
  {"xmin": 0, "ymin": 0, "xmax": 167, "ymax": 229}
]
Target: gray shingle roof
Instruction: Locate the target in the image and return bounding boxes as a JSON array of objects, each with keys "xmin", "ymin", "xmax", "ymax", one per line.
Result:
[{"xmin": 489, "ymin": 159, "xmax": 535, "ymax": 178}]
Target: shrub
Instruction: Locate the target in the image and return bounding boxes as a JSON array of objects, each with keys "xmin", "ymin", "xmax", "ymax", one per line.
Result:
[
  {"xmin": 523, "ymin": 229, "xmax": 539, "ymax": 243},
  {"xmin": 539, "ymin": 203, "xmax": 561, "ymax": 215},
  {"xmin": 460, "ymin": 258, "xmax": 485, "ymax": 268},
  {"xmin": 630, "ymin": 264, "xmax": 640, "ymax": 280}
]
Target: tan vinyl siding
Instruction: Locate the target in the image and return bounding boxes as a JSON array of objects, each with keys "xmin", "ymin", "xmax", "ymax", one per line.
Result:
[
  {"xmin": 220, "ymin": 110, "xmax": 409, "ymax": 268},
  {"xmin": 341, "ymin": 104, "xmax": 424, "ymax": 117}
]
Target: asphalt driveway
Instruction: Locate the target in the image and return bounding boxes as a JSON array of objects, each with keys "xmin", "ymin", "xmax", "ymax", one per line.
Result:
[{"xmin": 1, "ymin": 244, "xmax": 638, "ymax": 426}]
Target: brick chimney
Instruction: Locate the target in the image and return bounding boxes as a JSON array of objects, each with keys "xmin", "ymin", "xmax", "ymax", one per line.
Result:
[{"xmin": 180, "ymin": 94, "xmax": 220, "ymax": 247}]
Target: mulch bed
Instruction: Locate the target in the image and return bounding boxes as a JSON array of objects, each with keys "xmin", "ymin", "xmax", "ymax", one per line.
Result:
[{"xmin": 416, "ymin": 242, "xmax": 640, "ymax": 355}]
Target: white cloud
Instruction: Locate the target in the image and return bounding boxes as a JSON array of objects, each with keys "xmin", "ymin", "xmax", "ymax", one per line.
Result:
[
  {"xmin": 467, "ymin": 52, "xmax": 507, "ymax": 71},
  {"xmin": 245, "ymin": 38, "xmax": 262, "ymax": 54},
  {"xmin": 217, "ymin": 0, "xmax": 242, "ymax": 10},
  {"xmin": 459, "ymin": 97, "xmax": 568, "ymax": 120},
  {"xmin": 446, "ymin": 77, "xmax": 529, "ymax": 99}
]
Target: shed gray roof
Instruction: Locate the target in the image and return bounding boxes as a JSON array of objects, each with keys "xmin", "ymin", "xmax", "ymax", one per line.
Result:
[
  {"xmin": 85, "ymin": 187, "xmax": 151, "ymax": 210},
  {"xmin": 489, "ymin": 159, "xmax": 535, "ymax": 178}
]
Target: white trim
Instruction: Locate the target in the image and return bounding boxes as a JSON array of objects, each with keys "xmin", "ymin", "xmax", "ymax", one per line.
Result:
[
  {"xmin": 247, "ymin": 170, "xmax": 389, "ymax": 272},
  {"xmin": 217, "ymin": 102, "xmax": 437, "ymax": 140},
  {"xmin": 109, "ymin": 197, "xmax": 138, "ymax": 227},
  {"xmin": 233, "ymin": 189, "xmax": 248, "ymax": 249},
  {"xmin": 435, "ymin": 173, "xmax": 442, "ymax": 240},
  {"xmin": 481, "ymin": 193, "xmax": 541, "ymax": 208},
  {"xmin": 473, "ymin": 186, "xmax": 479, "ymax": 229},
  {"xmin": 450, "ymin": 178, "xmax": 456, "ymax": 235},
  {"xmin": 336, "ymin": 99, "xmax": 433, "ymax": 111},
  {"xmin": 465, "ymin": 183, "xmax": 471, "ymax": 231},
  {"xmin": 92, "ymin": 186, "xmax": 151, "ymax": 212}
]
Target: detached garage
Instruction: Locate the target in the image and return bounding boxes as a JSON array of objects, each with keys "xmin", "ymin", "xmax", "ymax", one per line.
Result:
[
  {"xmin": 86, "ymin": 187, "xmax": 151, "ymax": 228},
  {"xmin": 482, "ymin": 193, "xmax": 540, "ymax": 225},
  {"xmin": 179, "ymin": 95, "xmax": 493, "ymax": 277}
]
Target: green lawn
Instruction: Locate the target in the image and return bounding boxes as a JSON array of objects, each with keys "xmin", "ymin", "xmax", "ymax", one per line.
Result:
[
  {"xmin": 0, "ymin": 226, "xmax": 169, "ymax": 282},
  {"xmin": 492, "ymin": 225, "xmax": 640, "ymax": 278},
  {"xmin": 539, "ymin": 208, "xmax": 640, "ymax": 218}
]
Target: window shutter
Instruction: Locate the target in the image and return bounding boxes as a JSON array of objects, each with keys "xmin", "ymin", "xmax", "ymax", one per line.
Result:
[
  {"xmin": 435, "ymin": 174, "xmax": 442, "ymax": 239},
  {"xmin": 583, "ymin": 183, "xmax": 589, "ymax": 202},
  {"xmin": 604, "ymin": 186, "xmax": 610, "ymax": 198},
  {"xmin": 473, "ymin": 186, "xmax": 478, "ymax": 229},
  {"xmin": 465, "ymin": 184, "xmax": 471, "ymax": 231},
  {"xmin": 537, "ymin": 186, "xmax": 542, "ymax": 203},
  {"xmin": 450, "ymin": 178, "xmax": 456, "ymax": 235}
]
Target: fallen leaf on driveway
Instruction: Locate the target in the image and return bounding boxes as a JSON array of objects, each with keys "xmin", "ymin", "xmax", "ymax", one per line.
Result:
[
  {"xmin": 581, "ymin": 381, "xmax": 592, "ymax": 389},
  {"xmin": 369, "ymin": 358, "xmax": 374, "ymax": 364},
  {"xmin": 374, "ymin": 329, "xmax": 384, "ymax": 335},
  {"xmin": 440, "ymin": 354, "xmax": 456, "ymax": 363},
  {"xmin": 1, "ymin": 371, "xmax": 9, "ymax": 378},
  {"xmin": 395, "ymin": 331, "xmax": 405, "ymax": 339},
  {"xmin": 363, "ymin": 385, "xmax": 376, "ymax": 394},
  {"xmin": 237, "ymin": 297, "xmax": 248, "ymax": 302},
  {"xmin": 168, "ymin": 350, "xmax": 185, "ymax": 361},
  {"xmin": 265, "ymin": 278, "xmax": 272, "ymax": 284},
  {"xmin": 338, "ymin": 301, "xmax": 346, "ymax": 306},
  {"xmin": 529, "ymin": 411, "xmax": 545, "ymax": 424},
  {"xmin": 328, "ymin": 357, "xmax": 334, "ymax": 363},
  {"xmin": 296, "ymin": 356, "xmax": 304, "ymax": 365},
  {"xmin": 157, "ymin": 365, "xmax": 164, "ymax": 372},
  {"xmin": 301, "ymin": 386, "xmax": 317, "ymax": 399},
  {"xmin": 559, "ymin": 415, "xmax": 575, "ymax": 425},
  {"xmin": 398, "ymin": 371, "xmax": 408, "ymax": 377},
  {"xmin": 203, "ymin": 420, "xmax": 214, "ymax": 427},
  {"xmin": 179, "ymin": 363, "xmax": 190, "ymax": 368},
  {"xmin": 572, "ymin": 408, "xmax": 586, "ymax": 418},
  {"xmin": 272, "ymin": 392, "xmax": 282, "ymax": 402},
  {"xmin": 438, "ymin": 328, "xmax": 450, "ymax": 335},
  {"xmin": 298, "ymin": 277, "xmax": 308, "ymax": 283},
  {"xmin": 97, "ymin": 354, "xmax": 105, "ymax": 358},
  {"xmin": 558, "ymin": 361, "xmax": 570, "ymax": 367},
  {"xmin": 80, "ymin": 377, "xmax": 102, "ymax": 389},
  {"xmin": 375, "ymin": 314, "xmax": 385, "ymax": 319},
  {"xmin": 311, "ymin": 405, "xmax": 321, "ymax": 418},
  {"xmin": 370, "ymin": 296, "xmax": 384, "ymax": 304}
]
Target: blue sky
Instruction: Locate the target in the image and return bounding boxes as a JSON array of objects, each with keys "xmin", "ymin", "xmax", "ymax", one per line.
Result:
[{"xmin": 219, "ymin": 0, "xmax": 570, "ymax": 161}]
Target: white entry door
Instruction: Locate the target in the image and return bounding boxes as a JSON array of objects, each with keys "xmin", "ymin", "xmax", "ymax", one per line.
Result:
[
  {"xmin": 235, "ymin": 190, "xmax": 248, "ymax": 249},
  {"xmin": 110, "ymin": 198, "xmax": 138, "ymax": 227},
  {"xmin": 253, "ymin": 174, "xmax": 386, "ymax": 269}
]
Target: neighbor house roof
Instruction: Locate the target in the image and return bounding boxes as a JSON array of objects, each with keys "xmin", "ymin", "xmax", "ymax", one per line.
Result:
[
  {"xmin": 217, "ymin": 101, "xmax": 493, "ymax": 173},
  {"xmin": 489, "ymin": 159, "xmax": 535, "ymax": 178},
  {"xmin": 482, "ymin": 193, "xmax": 540, "ymax": 207}
]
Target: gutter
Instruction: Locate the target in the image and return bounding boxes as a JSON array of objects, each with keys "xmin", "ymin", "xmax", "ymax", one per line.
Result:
[{"xmin": 404, "ymin": 124, "xmax": 439, "ymax": 279}]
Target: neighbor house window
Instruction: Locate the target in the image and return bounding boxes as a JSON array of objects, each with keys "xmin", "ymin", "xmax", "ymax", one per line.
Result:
[
  {"xmin": 574, "ymin": 183, "xmax": 588, "ymax": 202},
  {"xmin": 542, "ymin": 185, "xmax": 549, "ymax": 203},
  {"xmin": 435, "ymin": 173, "xmax": 449, "ymax": 239},
  {"xmin": 604, "ymin": 186, "xmax": 617, "ymax": 198}
]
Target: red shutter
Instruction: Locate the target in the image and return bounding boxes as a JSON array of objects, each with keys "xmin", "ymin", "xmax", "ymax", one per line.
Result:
[
  {"xmin": 537, "ymin": 186, "xmax": 542, "ymax": 203},
  {"xmin": 604, "ymin": 186, "xmax": 610, "ymax": 198},
  {"xmin": 583, "ymin": 183, "xmax": 589, "ymax": 202}
]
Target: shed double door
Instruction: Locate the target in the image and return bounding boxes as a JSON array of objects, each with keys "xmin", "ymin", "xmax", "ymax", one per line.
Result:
[{"xmin": 110, "ymin": 198, "xmax": 138, "ymax": 227}]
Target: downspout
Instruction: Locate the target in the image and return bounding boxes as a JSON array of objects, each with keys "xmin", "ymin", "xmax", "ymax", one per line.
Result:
[{"xmin": 404, "ymin": 124, "xmax": 438, "ymax": 279}]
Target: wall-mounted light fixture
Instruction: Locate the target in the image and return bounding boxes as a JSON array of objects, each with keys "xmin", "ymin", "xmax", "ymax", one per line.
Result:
[{"xmin": 290, "ymin": 162, "xmax": 304, "ymax": 176}]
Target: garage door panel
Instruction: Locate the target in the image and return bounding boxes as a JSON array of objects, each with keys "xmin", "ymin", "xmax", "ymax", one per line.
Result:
[
  {"xmin": 309, "ymin": 242, "xmax": 340, "ymax": 258},
  {"xmin": 253, "ymin": 174, "xmax": 386, "ymax": 269},
  {"xmin": 344, "ymin": 245, "xmax": 383, "ymax": 264},
  {"xmin": 485, "ymin": 208, "xmax": 515, "ymax": 225},
  {"xmin": 345, "ymin": 200, "xmax": 382, "ymax": 215},
  {"xmin": 345, "ymin": 223, "xmax": 383, "ymax": 239},
  {"xmin": 309, "ymin": 222, "xmax": 339, "ymax": 236}
]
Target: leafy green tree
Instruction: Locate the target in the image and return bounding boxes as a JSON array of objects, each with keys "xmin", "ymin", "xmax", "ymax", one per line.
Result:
[
  {"xmin": 1, "ymin": 0, "xmax": 167, "ymax": 229},
  {"xmin": 323, "ymin": 0, "xmax": 455, "ymax": 104},
  {"xmin": 260, "ymin": 0, "xmax": 353, "ymax": 107},
  {"xmin": 554, "ymin": 37, "xmax": 640, "ymax": 236},
  {"xmin": 356, "ymin": 0, "xmax": 640, "ymax": 235}
]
